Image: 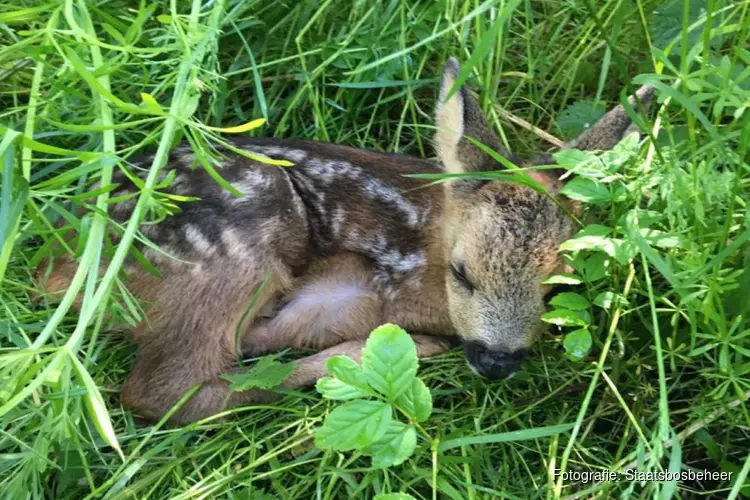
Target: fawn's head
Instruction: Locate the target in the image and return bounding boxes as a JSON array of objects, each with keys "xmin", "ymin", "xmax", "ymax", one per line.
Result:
[{"xmin": 434, "ymin": 57, "xmax": 654, "ymax": 380}]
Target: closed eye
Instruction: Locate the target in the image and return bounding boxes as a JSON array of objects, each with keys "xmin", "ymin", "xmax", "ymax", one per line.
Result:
[{"xmin": 451, "ymin": 262, "xmax": 474, "ymax": 293}]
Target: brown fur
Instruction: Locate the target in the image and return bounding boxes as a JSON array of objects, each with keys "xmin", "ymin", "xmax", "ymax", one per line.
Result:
[{"xmin": 35, "ymin": 58, "xmax": 654, "ymax": 424}]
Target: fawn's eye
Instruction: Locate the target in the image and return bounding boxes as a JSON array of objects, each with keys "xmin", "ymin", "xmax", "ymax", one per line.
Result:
[{"xmin": 451, "ymin": 262, "xmax": 474, "ymax": 293}]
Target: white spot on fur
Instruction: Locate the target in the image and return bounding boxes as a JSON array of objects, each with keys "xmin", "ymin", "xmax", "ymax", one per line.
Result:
[
  {"xmin": 389, "ymin": 251, "xmax": 426, "ymax": 273},
  {"xmin": 295, "ymin": 173, "xmax": 326, "ymax": 213},
  {"xmin": 331, "ymin": 206, "xmax": 346, "ymax": 238},
  {"xmin": 251, "ymin": 146, "xmax": 307, "ymax": 163},
  {"xmin": 170, "ymin": 174, "xmax": 191, "ymax": 194},
  {"xmin": 178, "ymin": 153, "xmax": 196, "ymax": 169},
  {"xmin": 344, "ymin": 232, "xmax": 426, "ymax": 279},
  {"xmin": 232, "ymin": 169, "xmax": 272, "ymax": 197},
  {"xmin": 221, "ymin": 228, "xmax": 246, "ymax": 257},
  {"xmin": 307, "ymin": 158, "xmax": 362, "ymax": 184},
  {"xmin": 278, "ymin": 170, "xmax": 309, "ymax": 232},
  {"xmin": 361, "ymin": 177, "xmax": 422, "ymax": 227},
  {"xmin": 184, "ymin": 224, "xmax": 214, "ymax": 256}
]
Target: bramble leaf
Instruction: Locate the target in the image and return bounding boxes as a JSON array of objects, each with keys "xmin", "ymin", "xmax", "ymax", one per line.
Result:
[
  {"xmin": 361, "ymin": 324, "xmax": 418, "ymax": 400},
  {"xmin": 544, "ymin": 273, "xmax": 583, "ymax": 285},
  {"xmin": 395, "ymin": 378, "xmax": 432, "ymax": 423},
  {"xmin": 594, "ymin": 291, "xmax": 627, "ymax": 310},
  {"xmin": 559, "ymin": 177, "xmax": 612, "ymax": 204},
  {"xmin": 315, "ymin": 400, "xmax": 392, "ymax": 451},
  {"xmin": 541, "ymin": 309, "xmax": 590, "ymax": 327},
  {"xmin": 361, "ymin": 420, "xmax": 417, "ymax": 468},
  {"xmin": 549, "ymin": 292, "xmax": 590, "ymax": 311},
  {"xmin": 222, "ymin": 357, "xmax": 297, "ymax": 391},
  {"xmin": 563, "ymin": 329, "xmax": 593, "ymax": 361},
  {"xmin": 326, "ymin": 355, "xmax": 371, "ymax": 392},
  {"xmin": 556, "ymin": 99, "xmax": 606, "ymax": 141},
  {"xmin": 316, "ymin": 377, "xmax": 371, "ymax": 400}
]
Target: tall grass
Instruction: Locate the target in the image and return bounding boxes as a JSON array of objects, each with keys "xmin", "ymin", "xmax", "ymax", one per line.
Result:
[{"xmin": 1, "ymin": 0, "xmax": 748, "ymax": 498}]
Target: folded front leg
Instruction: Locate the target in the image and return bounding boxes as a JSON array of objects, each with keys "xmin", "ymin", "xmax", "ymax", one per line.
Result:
[
  {"xmin": 241, "ymin": 253, "xmax": 385, "ymax": 355},
  {"xmin": 231, "ymin": 334, "xmax": 456, "ymax": 407}
]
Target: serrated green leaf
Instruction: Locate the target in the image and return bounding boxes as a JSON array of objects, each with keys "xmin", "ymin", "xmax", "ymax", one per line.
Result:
[
  {"xmin": 316, "ymin": 377, "xmax": 371, "ymax": 400},
  {"xmin": 556, "ymin": 99, "xmax": 606, "ymax": 140},
  {"xmin": 560, "ymin": 235, "xmax": 636, "ymax": 265},
  {"xmin": 561, "ymin": 235, "xmax": 613, "ymax": 254},
  {"xmin": 576, "ymin": 224, "xmax": 611, "ymax": 237},
  {"xmin": 559, "ymin": 177, "xmax": 611, "ymax": 204},
  {"xmin": 362, "ymin": 324, "xmax": 418, "ymax": 400},
  {"xmin": 315, "ymin": 400, "xmax": 392, "ymax": 451},
  {"xmin": 326, "ymin": 355, "xmax": 370, "ymax": 391},
  {"xmin": 395, "ymin": 378, "xmax": 432, "ymax": 423},
  {"xmin": 541, "ymin": 309, "xmax": 589, "ymax": 327},
  {"xmin": 582, "ymin": 252, "xmax": 611, "ymax": 282},
  {"xmin": 544, "ymin": 273, "xmax": 582, "ymax": 285},
  {"xmin": 549, "ymin": 292, "xmax": 590, "ymax": 310},
  {"xmin": 641, "ymin": 229, "xmax": 681, "ymax": 249},
  {"xmin": 221, "ymin": 356, "xmax": 296, "ymax": 391},
  {"xmin": 563, "ymin": 329, "xmax": 592, "ymax": 361},
  {"xmin": 361, "ymin": 420, "xmax": 417, "ymax": 468},
  {"xmin": 594, "ymin": 291, "xmax": 627, "ymax": 310}
]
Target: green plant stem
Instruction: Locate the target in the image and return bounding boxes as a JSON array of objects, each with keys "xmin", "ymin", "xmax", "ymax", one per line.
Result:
[{"xmin": 553, "ymin": 264, "xmax": 636, "ymax": 496}]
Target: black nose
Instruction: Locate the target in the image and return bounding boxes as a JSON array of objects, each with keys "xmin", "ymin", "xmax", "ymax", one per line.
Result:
[{"xmin": 463, "ymin": 342, "xmax": 527, "ymax": 380}]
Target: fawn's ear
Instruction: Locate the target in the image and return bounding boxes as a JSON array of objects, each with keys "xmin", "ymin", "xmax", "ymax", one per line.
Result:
[
  {"xmin": 434, "ymin": 58, "xmax": 513, "ymax": 180},
  {"xmin": 530, "ymin": 84, "xmax": 657, "ymax": 197},
  {"xmin": 564, "ymin": 85, "xmax": 655, "ymax": 151}
]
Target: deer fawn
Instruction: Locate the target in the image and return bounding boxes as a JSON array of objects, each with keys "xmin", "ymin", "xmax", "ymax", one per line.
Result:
[{"xmin": 36, "ymin": 58, "xmax": 654, "ymax": 424}]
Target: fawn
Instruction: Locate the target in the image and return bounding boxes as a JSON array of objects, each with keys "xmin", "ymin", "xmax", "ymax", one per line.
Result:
[{"xmin": 37, "ymin": 58, "xmax": 654, "ymax": 424}]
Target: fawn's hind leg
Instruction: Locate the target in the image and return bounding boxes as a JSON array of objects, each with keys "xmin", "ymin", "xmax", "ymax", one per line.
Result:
[
  {"xmin": 230, "ymin": 335, "xmax": 455, "ymax": 408},
  {"xmin": 120, "ymin": 255, "xmax": 294, "ymax": 424}
]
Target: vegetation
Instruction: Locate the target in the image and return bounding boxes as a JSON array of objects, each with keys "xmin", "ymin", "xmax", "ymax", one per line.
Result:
[{"xmin": 1, "ymin": 0, "xmax": 749, "ymax": 498}]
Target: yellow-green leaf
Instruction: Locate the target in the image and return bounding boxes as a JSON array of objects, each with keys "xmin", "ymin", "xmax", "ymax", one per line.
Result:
[
  {"xmin": 200, "ymin": 118, "xmax": 266, "ymax": 134},
  {"xmin": 139, "ymin": 93, "xmax": 164, "ymax": 115},
  {"xmin": 69, "ymin": 353, "xmax": 124, "ymax": 460}
]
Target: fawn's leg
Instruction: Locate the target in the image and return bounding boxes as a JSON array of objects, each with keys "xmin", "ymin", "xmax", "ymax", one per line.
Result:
[
  {"xmin": 241, "ymin": 253, "xmax": 384, "ymax": 355},
  {"xmin": 231, "ymin": 254, "xmax": 456, "ymax": 409},
  {"xmin": 280, "ymin": 334, "xmax": 454, "ymax": 388},
  {"xmin": 230, "ymin": 334, "xmax": 456, "ymax": 408},
  {"xmin": 124, "ymin": 249, "xmax": 456, "ymax": 423},
  {"xmin": 119, "ymin": 255, "xmax": 294, "ymax": 424}
]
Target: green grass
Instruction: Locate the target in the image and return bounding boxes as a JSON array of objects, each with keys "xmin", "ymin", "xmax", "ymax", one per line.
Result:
[{"xmin": 1, "ymin": 0, "xmax": 749, "ymax": 498}]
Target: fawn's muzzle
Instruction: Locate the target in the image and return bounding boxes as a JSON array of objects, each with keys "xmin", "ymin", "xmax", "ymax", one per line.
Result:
[{"xmin": 463, "ymin": 342, "xmax": 526, "ymax": 380}]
